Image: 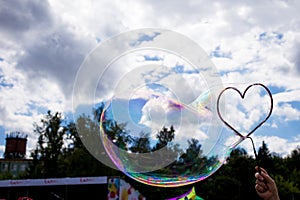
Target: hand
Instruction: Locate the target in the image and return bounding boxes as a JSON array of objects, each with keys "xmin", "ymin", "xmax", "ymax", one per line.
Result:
[{"xmin": 255, "ymin": 166, "xmax": 280, "ymax": 200}]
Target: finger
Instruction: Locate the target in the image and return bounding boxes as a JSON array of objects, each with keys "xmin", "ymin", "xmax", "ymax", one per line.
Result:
[
  {"xmin": 255, "ymin": 166, "xmax": 274, "ymax": 183},
  {"xmin": 260, "ymin": 171, "xmax": 275, "ymax": 184},
  {"xmin": 255, "ymin": 166, "xmax": 262, "ymax": 174},
  {"xmin": 255, "ymin": 172, "xmax": 264, "ymax": 181},
  {"xmin": 255, "ymin": 166, "xmax": 267, "ymax": 174},
  {"xmin": 255, "ymin": 184, "xmax": 266, "ymax": 193},
  {"xmin": 256, "ymin": 180, "xmax": 268, "ymax": 190},
  {"xmin": 259, "ymin": 167, "xmax": 267, "ymax": 174}
]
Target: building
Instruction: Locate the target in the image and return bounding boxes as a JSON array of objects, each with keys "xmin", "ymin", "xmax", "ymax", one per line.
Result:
[{"xmin": 0, "ymin": 132, "xmax": 32, "ymax": 178}]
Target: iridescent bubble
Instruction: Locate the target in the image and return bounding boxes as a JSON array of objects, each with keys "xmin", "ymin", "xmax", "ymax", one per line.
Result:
[
  {"xmin": 100, "ymin": 87, "xmax": 236, "ymax": 187},
  {"xmin": 73, "ymin": 28, "xmax": 246, "ymax": 187}
]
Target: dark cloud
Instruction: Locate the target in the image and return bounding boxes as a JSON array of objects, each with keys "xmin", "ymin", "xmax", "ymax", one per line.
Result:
[
  {"xmin": 292, "ymin": 42, "xmax": 300, "ymax": 74},
  {"xmin": 18, "ymin": 27, "xmax": 95, "ymax": 98},
  {"xmin": 0, "ymin": 0, "xmax": 52, "ymax": 38},
  {"xmin": 0, "ymin": 1, "xmax": 96, "ymax": 98}
]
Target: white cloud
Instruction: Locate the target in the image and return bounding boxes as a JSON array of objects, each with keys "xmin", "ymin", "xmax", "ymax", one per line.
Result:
[
  {"xmin": 274, "ymin": 90, "xmax": 300, "ymax": 103},
  {"xmin": 274, "ymin": 103, "xmax": 300, "ymax": 121},
  {"xmin": 239, "ymin": 134, "xmax": 300, "ymax": 157},
  {"xmin": 1, "ymin": 0, "xmax": 300, "ymax": 159}
]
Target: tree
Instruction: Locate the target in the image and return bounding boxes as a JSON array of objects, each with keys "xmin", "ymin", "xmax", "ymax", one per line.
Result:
[
  {"xmin": 199, "ymin": 175, "xmax": 242, "ymax": 200},
  {"xmin": 58, "ymin": 113, "xmax": 120, "ymax": 177},
  {"xmin": 225, "ymin": 148, "xmax": 257, "ymax": 200},
  {"xmin": 153, "ymin": 126, "xmax": 175, "ymax": 151},
  {"xmin": 257, "ymin": 141, "xmax": 274, "ymax": 173},
  {"xmin": 177, "ymin": 138, "xmax": 205, "ymax": 173},
  {"xmin": 287, "ymin": 147, "xmax": 300, "ymax": 171},
  {"xmin": 25, "ymin": 148, "xmax": 43, "ymax": 178},
  {"xmin": 92, "ymin": 103, "xmax": 105, "ymax": 123},
  {"xmin": 0, "ymin": 171, "xmax": 13, "ymax": 180},
  {"xmin": 284, "ymin": 147, "xmax": 300, "ymax": 196},
  {"xmin": 274, "ymin": 174, "xmax": 300, "ymax": 199},
  {"xmin": 103, "ymin": 121, "xmax": 132, "ymax": 150},
  {"xmin": 65, "ymin": 120, "xmax": 83, "ymax": 149},
  {"xmin": 130, "ymin": 132, "xmax": 151, "ymax": 153},
  {"xmin": 28, "ymin": 111, "xmax": 66, "ymax": 178}
]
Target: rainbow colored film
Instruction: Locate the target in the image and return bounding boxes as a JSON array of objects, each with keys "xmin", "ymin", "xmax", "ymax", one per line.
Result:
[{"xmin": 100, "ymin": 85, "xmax": 239, "ymax": 187}]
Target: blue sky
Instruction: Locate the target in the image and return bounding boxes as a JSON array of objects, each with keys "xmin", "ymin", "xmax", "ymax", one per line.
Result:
[{"xmin": 0, "ymin": 0, "xmax": 300, "ymax": 159}]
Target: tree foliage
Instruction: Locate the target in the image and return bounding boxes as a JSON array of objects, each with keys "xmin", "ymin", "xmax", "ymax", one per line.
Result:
[
  {"xmin": 27, "ymin": 111, "xmax": 66, "ymax": 178},
  {"xmin": 9, "ymin": 108, "xmax": 300, "ymax": 200}
]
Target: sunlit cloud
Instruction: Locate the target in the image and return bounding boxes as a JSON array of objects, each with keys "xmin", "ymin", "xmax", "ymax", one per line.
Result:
[{"xmin": 0, "ymin": 0, "xmax": 300, "ymax": 159}]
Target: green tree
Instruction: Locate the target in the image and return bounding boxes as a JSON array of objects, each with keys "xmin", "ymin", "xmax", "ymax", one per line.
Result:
[
  {"xmin": 274, "ymin": 174, "xmax": 300, "ymax": 199},
  {"xmin": 103, "ymin": 121, "xmax": 132, "ymax": 150},
  {"xmin": 153, "ymin": 126, "xmax": 175, "ymax": 151},
  {"xmin": 198, "ymin": 147, "xmax": 258, "ymax": 200},
  {"xmin": 65, "ymin": 120, "xmax": 83, "ymax": 149},
  {"xmin": 200, "ymin": 175, "xmax": 242, "ymax": 200},
  {"xmin": 0, "ymin": 171, "xmax": 13, "ymax": 180},
  {"xmin": 287, "ymin": 147, "xmax": 300, "ymax": 171},
  {"xmin": 177, "ymin": 138, "xmax": 207, "ymax": 173},
  {"xmin": 257, "ymin": 141, "xmax": 274, "ymax": 173},
  {"xmin": 25, "ymin": 148, "xmax": 43, "ymax": 178},
  {"xmin": 58, "ymin": 112, "xmax": 121, "ymax": 177},
  {"xmin": 130, "ymin": 132, "xmax": 151, "ymax": 153},
  {"xmin": 28, "ymin": 111, "xmax": 66, "ymax": 178}
]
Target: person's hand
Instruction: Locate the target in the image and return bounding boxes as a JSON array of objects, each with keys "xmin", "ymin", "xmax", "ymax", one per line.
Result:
[{"xmin": 255, "ymin": 166, "xmax": 280, "ymax": 200}]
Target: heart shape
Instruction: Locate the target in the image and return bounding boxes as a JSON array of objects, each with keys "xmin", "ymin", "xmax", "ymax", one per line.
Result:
[{"xmin": 217, "ymin": 83, "xmax": 273, "ymax": 139}]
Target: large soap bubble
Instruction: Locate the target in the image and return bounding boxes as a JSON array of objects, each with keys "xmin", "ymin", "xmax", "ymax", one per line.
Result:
[{"xmin": 72, "ymin": 28, "xmax": 244, "ymax": 187}]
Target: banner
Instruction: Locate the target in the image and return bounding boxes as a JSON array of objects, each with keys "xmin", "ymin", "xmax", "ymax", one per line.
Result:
[{"xmin": 0, "ymin": 176, "xmax": 107, "ymax": 187}]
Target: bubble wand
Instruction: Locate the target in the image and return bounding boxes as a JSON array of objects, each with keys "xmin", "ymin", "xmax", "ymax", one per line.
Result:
[{"xmin": 217, "ymin": 83, "xmax": 273, "ymax": 174}]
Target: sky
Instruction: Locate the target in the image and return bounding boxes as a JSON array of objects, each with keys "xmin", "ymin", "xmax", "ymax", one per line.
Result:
[{"xmin": 0, "ymin": 0, "xmax": 300, "ymax": 160}]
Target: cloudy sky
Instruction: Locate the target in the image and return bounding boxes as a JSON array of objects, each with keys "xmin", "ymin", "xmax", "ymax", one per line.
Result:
[{"xmin": 0, "ymin": 0, "xmax": 300, "ymax": 159}]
